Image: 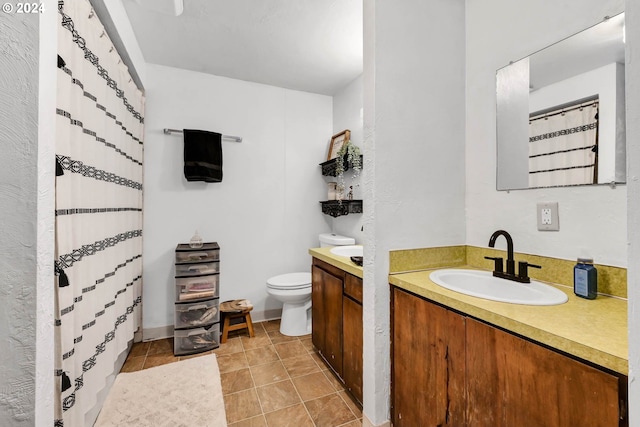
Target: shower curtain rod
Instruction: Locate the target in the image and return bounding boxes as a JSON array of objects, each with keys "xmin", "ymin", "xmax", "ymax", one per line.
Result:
[
  {"xmin": 163, "ymin": 128, "xmax": 242, "ymax": 143},
  {"xmin": 530, "ymin": 99, "xmax": 599, "ymax": 122}
]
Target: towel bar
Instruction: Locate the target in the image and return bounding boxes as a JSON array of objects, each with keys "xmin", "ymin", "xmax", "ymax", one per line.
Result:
[{"xmin": 163, "ymin": 128, "xmax": 242, "ymax": 143}]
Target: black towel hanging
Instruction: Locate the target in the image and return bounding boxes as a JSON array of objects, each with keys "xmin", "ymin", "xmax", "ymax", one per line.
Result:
[{"xmin": 183, "ymin": 129, "xmax": 223, "ymax": 182}]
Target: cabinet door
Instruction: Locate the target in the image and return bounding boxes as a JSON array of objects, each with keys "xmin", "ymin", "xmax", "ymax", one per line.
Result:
[
  {"xmin": 392, "ymin": 288, "xmax": 465, "ymax": 427},
  {"xmin": 343, "ymin": 294, "xmax": 363, "ymax": 404},
  {"xmin": 312, "ymin": 264, "xmax": 344, "ymax": 376},
  {"xmin": 311, "ymin": 265, "xmax": 326, "ymax": 353},
  {"xmin": 466, "ymin": 318, "xmax": 621, "ymax": 427}
]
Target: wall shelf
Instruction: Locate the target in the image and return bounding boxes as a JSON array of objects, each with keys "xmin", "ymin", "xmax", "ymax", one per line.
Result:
[
  {"xmin": 320, "ymin": 200, "xmax": 363, "ymax": 217},
  {"xmin": 319, "ymin": 155, "xmax": 363, "ymax": 177}
]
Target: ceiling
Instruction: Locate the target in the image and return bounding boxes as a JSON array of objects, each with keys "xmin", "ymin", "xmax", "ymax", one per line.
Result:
[{"xmin": 122, "ymin": 0, "xmax": 363, "ymax": 96}]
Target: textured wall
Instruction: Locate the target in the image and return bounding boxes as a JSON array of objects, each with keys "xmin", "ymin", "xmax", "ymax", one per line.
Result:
[
  {"xmin": 363, "ymin": 0, "xmax": 467, "ymax": 424},
  {"xmin": 0, "ymin": 12, "xmax": 39, "ymax": 426}
]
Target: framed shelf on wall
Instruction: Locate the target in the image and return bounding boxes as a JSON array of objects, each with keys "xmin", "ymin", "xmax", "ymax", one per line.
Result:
[
  {"xmin": 319, "ymin": 154, "xmax": 364, "ymax": 177},
  {"xmin": 320, "ymin": 200, "xmax": 363, "ymax": 217}
]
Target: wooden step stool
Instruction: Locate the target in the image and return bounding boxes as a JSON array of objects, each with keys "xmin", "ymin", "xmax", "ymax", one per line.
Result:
[{"xmin": 220, "ymin": 299, "xmax": 255, "ymax": 343}]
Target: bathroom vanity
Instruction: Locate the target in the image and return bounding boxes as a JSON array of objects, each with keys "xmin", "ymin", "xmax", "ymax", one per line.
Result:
[
  {"xmin": 390, "ymin": 264, "xmax": 628, "ymax": 427},
  {"xmin": 309, "ymin": 248, "xmax": 363, "ymax": 405}
]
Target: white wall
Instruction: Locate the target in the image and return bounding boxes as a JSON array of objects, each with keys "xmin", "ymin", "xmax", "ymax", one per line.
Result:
[
  {"xmin": 625, "ymin": 0, "xmax": 640, "ymax": 423},
  {"xmin": 331, "ymin": 75, "xmax": 365, "ymax": 242},
  {"xmin": 530, "ymin": 62, "xmax": 625, "ymax": 184},
  {"xmin": 466, "ymin": 0, "xmax": 627, "ymax": 268},
  {"xmin": 363, "ymin": 0, "xmax": 466, "ymax": 424},
  {"xmin": 142, "ymin": 64, "xmax": 332, "ymax": 335}
]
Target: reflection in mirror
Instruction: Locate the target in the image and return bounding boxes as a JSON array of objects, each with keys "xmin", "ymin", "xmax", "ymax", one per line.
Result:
[{"xmin": 496, "ymin": 13, "xmax": 625, "ymax": 190}]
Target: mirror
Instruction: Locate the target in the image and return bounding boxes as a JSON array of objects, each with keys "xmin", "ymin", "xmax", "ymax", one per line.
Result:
[{"xmin": 496, "ymin": 13, "xmax": 625, "ymax": 190}]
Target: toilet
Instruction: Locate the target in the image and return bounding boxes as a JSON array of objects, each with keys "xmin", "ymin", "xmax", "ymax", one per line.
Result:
[{"xmin": 266, "ymin": 233, "xmax": 356, "ymax": 336}]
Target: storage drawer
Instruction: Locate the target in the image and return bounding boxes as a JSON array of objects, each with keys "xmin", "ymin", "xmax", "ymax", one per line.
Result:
[
  {"xmin": 175, "ymin": 299, "xmax": 220, "ymax": 329},
  {"xmin": 344, "ymin": 273, "xmax": 363, "ymax": 304},
  {"xmin": 176, "ymin": 262, "xmax": 220, "ymax": 277},
  {"xmin": 176, "ymin": 274, "xmax": 219, "ymax": 302},
  {"xmin": 175, "ymin": 249, "xmax": 220, "ymax": 264},
  {"xmin": 174, "ymin": 323, "xmax": 220, "ymax": 356}
]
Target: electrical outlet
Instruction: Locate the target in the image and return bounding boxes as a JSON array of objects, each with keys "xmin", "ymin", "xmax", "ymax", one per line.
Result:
[{"xmin": 537, "ymin": 202, "xmax": 559, "ymax": 231}]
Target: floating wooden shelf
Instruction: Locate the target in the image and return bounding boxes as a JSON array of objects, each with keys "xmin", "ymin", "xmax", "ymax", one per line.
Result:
[
  {"xmin": 319, "ymin": 155, "xmax": 364, "ymax": 177},
  {"xmin": 320, "ymin": 200, "xmax": 363, "ymax": 217}
]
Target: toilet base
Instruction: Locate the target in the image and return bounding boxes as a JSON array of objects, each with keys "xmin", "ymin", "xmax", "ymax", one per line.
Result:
[{"xmin": 279, "ymin": 300, "xmax": 311, "ymax": 336}]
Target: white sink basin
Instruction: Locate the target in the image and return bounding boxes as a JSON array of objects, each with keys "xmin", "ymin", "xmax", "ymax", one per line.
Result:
[
  {"xmin": 330, "ymin": 245, "xmax": 363, "ymax": 258},
  {"xmin": 429, "ymin": 269, "xmax": 568, "ymax": 306}
]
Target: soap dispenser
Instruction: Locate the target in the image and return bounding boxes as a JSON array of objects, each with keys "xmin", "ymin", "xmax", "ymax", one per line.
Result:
[{"xmin": 574, "ymin": 257, "xmax": 597, "ymax": 299}]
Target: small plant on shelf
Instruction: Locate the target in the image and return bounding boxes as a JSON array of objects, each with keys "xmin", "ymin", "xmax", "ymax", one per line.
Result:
[{"xmin": 335, "ymin": 141, "xmax": 362, "ymax": 199}]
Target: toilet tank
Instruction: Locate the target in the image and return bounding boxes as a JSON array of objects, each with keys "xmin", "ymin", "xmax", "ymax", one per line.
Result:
[{"xmin": 319, "ymin": 233, "xmax": 355, "ymax": 248}]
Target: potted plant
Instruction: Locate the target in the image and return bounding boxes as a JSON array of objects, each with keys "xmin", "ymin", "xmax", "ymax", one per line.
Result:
[{"xmin": 335, "ymin": 140, "xmax": 362, "ymax": 199}]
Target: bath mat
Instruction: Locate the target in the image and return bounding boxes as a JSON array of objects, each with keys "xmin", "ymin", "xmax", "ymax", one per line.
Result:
[{"xmin": 94, "ymin": 354, "xmax": 227, "ymax": 427}]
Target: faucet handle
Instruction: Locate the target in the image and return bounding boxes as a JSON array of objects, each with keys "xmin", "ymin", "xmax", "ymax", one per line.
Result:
[
  {"xmin": 484, "ymin": 256, "xmax": 504, "ymax": 273},
  {"xmin": 518, "ymin": 261, "xmax": 541, "ymax": 281}
]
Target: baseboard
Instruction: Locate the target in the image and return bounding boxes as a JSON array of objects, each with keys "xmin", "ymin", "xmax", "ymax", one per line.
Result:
[
  {"xmin": 251, "ymin": 308, "xmax": 282, "ymax": 323},
  {"xmin": 142, "ymin": 309, "xmax": 282, "ymax": 341},
  {"xmin": 363, "ymin": 414, "xmax": 391, "ymax": 427},
  {"xmin": 142, "ymin": 325, "xmax": 174, "ymax": 341}
]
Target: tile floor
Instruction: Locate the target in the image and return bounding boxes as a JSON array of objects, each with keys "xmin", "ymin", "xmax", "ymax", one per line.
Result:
[{"xmin": 122, "ymin": 319, "xmax": 363, "ymax": 427}]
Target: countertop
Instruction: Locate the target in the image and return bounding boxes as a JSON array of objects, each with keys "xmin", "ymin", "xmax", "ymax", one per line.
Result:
[
  {"xmin": 309, "ymin": 247, "xmax": 363, "ymax": 278},
  {"xmin": 390, "ymin": 266, "xmax": 628, "ymax": 375}
]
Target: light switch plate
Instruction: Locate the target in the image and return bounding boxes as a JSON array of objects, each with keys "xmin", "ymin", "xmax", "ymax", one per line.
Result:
[{"xmin": 537, "ymin": 202, "xmax": 559, "ymax": 231}]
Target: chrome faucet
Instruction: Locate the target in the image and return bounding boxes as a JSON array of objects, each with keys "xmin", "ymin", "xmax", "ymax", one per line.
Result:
[{"xmin": 485, "ymin": 230, "xmax": 541, "ymax": 283}]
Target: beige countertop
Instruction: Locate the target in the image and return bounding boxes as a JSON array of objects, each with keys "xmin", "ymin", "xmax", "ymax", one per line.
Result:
[
  {"xmin": 309, "ymin": 247, "xmax": 363, "ymax": 278},
  {"xmin": 390, "ymin": 266, "xmax": 628, "ymax": 375}
]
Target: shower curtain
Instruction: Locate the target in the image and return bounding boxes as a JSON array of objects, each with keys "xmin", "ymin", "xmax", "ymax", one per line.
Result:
[
  {"xmin": 529, "ymin": 101, "xmax": 599, "ymax": 188},
  {"xmin": 54, "ymin": 1, "xmax": 144, "ymax": 425}
]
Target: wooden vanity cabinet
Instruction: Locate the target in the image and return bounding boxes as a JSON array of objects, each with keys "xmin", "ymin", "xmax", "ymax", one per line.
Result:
[
  {"xmin": 343, "ymin": 274, "xmax": 363, "ymax": 403},
  {"xmin": 312, "ymin": 258, "xmax": 363, "ymax": 405},
  {"xmin": 391, "ymin": 286, "xmax": 628, "ymax": 427},
  {"xmin": 391, "ymin": 286, "xmax": 465, "ymax": 426},
  {"xmin": 466, "ymin": 317, "xmax": 623, "ymax": 427},
  {"xmin": 312, "ymin": 260, "xmax": 343, "ymax": 376}
]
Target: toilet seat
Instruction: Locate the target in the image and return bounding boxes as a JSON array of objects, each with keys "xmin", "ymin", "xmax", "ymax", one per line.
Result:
[{"xmin": 266, "ymin": 272, "xmax": 311, "ymax": 290}]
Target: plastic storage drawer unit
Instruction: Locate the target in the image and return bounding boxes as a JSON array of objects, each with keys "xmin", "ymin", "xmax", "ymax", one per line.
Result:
[
  {"xmin": 175, "ymin": 262, "xmax": 220, "ymax": 277},
  {"xmin": 175, "ymin": 300, "xmax": 220, "ymax": 329},
  {"xmin": 175, "ymin": 243, "xmax": 220, "ymax": 264},
  {"xmin": 175, "ymin": 274, "xmax": 219, "ymax": 302},
  {"xmin": 173, "ymin": 242, "xmax": 221, "ymax": 356},
  {"xmin": 174, "ymin": 324, "xmax": 220, "ymax": 356}
]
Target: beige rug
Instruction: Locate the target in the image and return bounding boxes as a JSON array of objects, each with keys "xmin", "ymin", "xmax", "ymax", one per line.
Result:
[{"xmin": 94, "ymin": 354, "xmax": 227, "ymax": 427}]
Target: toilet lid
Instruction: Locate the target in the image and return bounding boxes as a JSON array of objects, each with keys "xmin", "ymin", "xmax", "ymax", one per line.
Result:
[{"xmin": 267, "ymin": 272, "xmax": 312, "ymax": 290}]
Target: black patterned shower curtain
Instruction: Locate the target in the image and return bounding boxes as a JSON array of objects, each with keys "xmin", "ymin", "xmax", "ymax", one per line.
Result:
[
  {"xmin": 54, "ymin": 1, "xmax": 144, "ymax": 425},
  {"xmin": 529, "ymin": 100, "xmax": 599, "ymax": 188}
]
